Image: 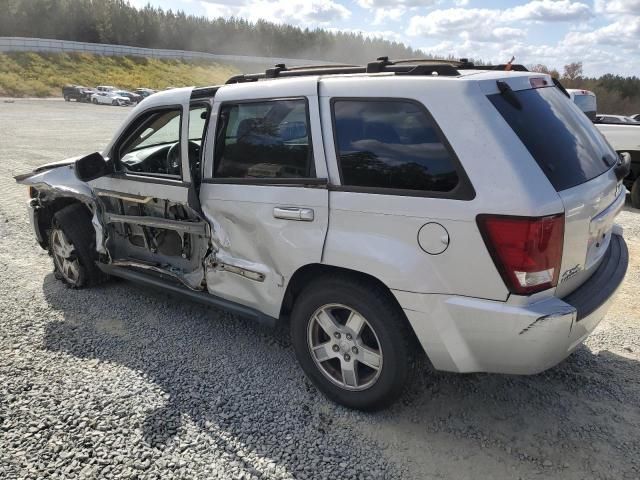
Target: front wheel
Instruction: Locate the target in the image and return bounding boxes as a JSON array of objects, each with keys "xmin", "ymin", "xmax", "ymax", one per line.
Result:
[
  {"xmin": 49, "ymin": 204, "xmax": 108, "ymax": 288},
  {"xmin": 290, "ymin": 276, "xmax": 414, "ymax": 410},
  {"xmin": 112, "ymin": 100, "xmax": 118, "ymax": 106},
  {"xmin": 92, "ymin": 98, "xmax": 98, "ymax": 104}
]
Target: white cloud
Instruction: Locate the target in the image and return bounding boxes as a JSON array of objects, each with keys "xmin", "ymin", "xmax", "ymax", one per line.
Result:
[
  {"xmin": 356, "ymin": 0, "xmax": 437, "ymax": 7},
  {"xmin": 505, "ymin": 0, "xmax": 592, "ymax": 22},
  {"xmin": 594, "ymin": 0, "xmax": 640, "ymax": 16},
  {"xmin": 408, "ymin": 8, "xmax": 527, "ymax": 41},
  {"xmin": 564, "ymin": 16, "xmax": 640, "ymax": 51},
  {"xmin": 357, "ymin": 0, "xmax": 438, "ymax": 24},
  {"xmin": 200, "ymin": 0, "xmax": 351, "ymax": 25},
  {"xmin": 407, "ymin": 0, "xmax": 593, "ymax": 44},
  {"xmin": 408, "ymin": 1, "xmax": 593, "ymax": 39}
]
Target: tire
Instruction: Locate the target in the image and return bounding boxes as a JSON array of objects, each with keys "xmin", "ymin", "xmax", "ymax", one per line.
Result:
[
  {"xmin": 112, "ymin": 100, "xmax": 118, "ymax": 106},
  {"xmin": 64, "ymin": 95, "xmax": 70, "ymax": 102},
  {"xmin": 290, "ymin": 275, "xmax": 414, "ymax": 410},
  {"xmin": 49, "ymin": 204, "xmax": 108, "ymax": 289},
  {"xmin": 92, "ymin": 98, "xmax": 98, "ymax": 105},
  {"xmin": 631, "ymin": 177, "xmax": 640, "ymax": 209}
]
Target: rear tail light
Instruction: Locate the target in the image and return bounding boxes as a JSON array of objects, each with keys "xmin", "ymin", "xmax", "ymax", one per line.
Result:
[{"xmin": 477, "ymin": 214, "xmax": 564, "ymax": 295}]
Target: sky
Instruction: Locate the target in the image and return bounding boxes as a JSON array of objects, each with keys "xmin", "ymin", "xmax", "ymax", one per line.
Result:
[{"xmin": 129, "ymin": 0, "xmax": 640, "ymax": 77}]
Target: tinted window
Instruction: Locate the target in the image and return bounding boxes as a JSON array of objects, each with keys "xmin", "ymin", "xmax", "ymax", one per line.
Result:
[
  {"xmin": 332, "ymin": 100, "xmax": 459, "ymax": 192},
  {"xmin": 490, "ymin": 87, "xmax": 616, "ymax": 191},
  {"xmin": 214, "ymin": 99, "xmax": 314, "ymax": 178}
]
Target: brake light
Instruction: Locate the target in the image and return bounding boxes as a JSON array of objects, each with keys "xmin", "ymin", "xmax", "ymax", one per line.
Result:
[
  {"xmin": 477, "ymin": 214, "xmax": 564, "ymax": 295},
  {"xmin": 529, "ymin": 77, "xmax": 548, "ymax": 88}
]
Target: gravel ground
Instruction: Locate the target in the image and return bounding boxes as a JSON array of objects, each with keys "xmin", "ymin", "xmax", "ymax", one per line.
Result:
[{"xmin": 0, "ymin": 98, "xmax": 639, "ymax": 480}]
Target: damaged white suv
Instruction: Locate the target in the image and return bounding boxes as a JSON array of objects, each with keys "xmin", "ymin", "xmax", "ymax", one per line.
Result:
[{"xmin": 16, "ymin": 58, "xmax": 630, "ymax": 410}]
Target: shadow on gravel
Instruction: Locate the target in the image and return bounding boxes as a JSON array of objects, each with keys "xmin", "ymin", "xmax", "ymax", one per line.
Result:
[
  {"xmin": 40, "ymin": 272, "xmax": 640, "ymax": 478},
  {"xmin": 40, "ymin": 273, "xmax": 394, "ymax": 479},
  {"xmin": 384, "ymin": 343, "xmax": 640, "ymax": 476}
]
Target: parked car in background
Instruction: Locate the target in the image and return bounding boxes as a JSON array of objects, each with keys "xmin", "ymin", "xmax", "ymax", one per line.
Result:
[
  {"xmin": 113, "ymin": 90, "xmax": 143, "ymax": 105},
  {"xmin": 90, "ymin": 91, "xmax": 131, "ymax": 106},
  {"xmin": 596, "ymin": 114, "xmax": 640, "ymax": 125},
  {"xmin": 96, "ymin": 85, "xmax": 117, "ymax": 93},
  {"xmin": 16, "ymin": 59, "xmax": 630, "ymax": 409},
  {"xmin": 594, "ymin": 119, "xmax": 640, "ymax": 207},
  {"xmin": 62, "ymin": 85, "xmax": 94, "ymax": 103},
  {"xmin": 134, "ymin": 88, "xmax": 156, "ymax": 99},
  {"xmin": 567, "ymin": 88, "xmax": 597, "ymax": 121},
  {"xmin": 80, "ymin": 88, "xmax": 97, "ymax": 102}
]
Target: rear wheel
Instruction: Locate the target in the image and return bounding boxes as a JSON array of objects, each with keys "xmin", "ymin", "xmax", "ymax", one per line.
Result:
[
  {"xmin": 290, "ymin": 275, "xmax": 413, "ymax": 410},
  {"xmin": 631, "ymin": 177, "xmax": 640, "ymax": 209},
  {"xmin": 92, "ymin": 98, "xmax": 98, "ymax": 105},
  {"xmin": 49, "ymin": 204, "xmax": 108, "ymax": 288}
]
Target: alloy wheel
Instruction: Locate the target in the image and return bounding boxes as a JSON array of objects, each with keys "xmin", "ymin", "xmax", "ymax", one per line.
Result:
[
  {"xmin": 307, "ymin": 303, "xmax": 383, "ymax": 391},
  {"xmin": 50, "ymin": 227, "xmax": 81, "ymax": 285}
]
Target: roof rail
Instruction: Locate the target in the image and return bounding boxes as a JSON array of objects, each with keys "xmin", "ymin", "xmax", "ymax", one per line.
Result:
[{"xmin": 225, "ymin": 56, "xmax": 529, "ymax": 84}]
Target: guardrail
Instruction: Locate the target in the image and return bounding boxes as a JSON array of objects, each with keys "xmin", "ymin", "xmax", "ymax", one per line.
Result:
[{"xmin": 0, "ymin": 37, "xmax": 336, "ymax": 67}]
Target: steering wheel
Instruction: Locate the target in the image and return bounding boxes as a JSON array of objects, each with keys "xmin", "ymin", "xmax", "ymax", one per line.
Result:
[{"xmin": 166, "ymin": 141, "xmax": 200, "ymax": 176}]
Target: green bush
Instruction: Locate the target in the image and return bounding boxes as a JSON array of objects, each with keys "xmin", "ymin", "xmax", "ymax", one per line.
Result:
[{"xmin": 0, "ymin": 52, "xmax": 239, "ymax": 97}]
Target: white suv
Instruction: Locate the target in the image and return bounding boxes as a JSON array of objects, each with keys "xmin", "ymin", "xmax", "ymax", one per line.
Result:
[{"xmin": 16, "ymin": 59, "xmax": 630, "ymax": 409}]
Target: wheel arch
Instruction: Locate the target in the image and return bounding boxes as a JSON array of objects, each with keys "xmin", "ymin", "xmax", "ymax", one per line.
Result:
[
  {"xmin": 280, "ymin": 263, "xmax": 423, "ymax": 352},
  {"xmin": 36, "ymin": 197, "xmax": 93, "ymax": 249}
]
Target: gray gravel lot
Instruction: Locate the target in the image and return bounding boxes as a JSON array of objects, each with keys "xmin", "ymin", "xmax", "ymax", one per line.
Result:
[{"xmin": 1, "ymin": 99, "xmax": 639, "ymax": 480}]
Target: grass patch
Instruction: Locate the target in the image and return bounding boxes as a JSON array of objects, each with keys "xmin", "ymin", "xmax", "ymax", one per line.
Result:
[{"xmin": 0, "ymin": 52, "xmax": 240, "ymax": 97}]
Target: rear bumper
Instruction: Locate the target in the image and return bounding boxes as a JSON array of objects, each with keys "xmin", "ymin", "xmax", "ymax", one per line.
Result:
[{"xmin": 394, "ymin": 233, "xmax": 628, "ymax": 374}]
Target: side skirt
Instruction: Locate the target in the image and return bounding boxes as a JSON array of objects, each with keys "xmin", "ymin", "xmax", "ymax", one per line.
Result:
[{"xmin": 97, "ymin": 263, "xmax": 277, "ymax": 328}]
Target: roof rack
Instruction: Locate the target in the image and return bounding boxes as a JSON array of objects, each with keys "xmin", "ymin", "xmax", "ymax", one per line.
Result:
[{"xmin": 225, "ymin": 56, "xmax": 529, "ymax": 84}]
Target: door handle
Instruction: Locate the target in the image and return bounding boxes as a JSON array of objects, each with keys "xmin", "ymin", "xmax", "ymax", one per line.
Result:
[{"xmin": 273, "ymin": 207, "xmax": 314, "ymax": 221}]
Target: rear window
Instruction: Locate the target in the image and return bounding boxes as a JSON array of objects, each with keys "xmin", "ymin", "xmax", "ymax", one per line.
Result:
[
  {"xmin": 332, "ymin": 99, "xmax": 459, "ymax": 193},
  {"xmin": 489, "ymin": 86, "xmax": 616, "ymax": 191}
]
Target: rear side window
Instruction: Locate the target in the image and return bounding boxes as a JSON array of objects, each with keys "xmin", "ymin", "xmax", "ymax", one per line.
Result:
[
  {"xmin": 332, "ymin": 99, "xmax": 459, "ymax": 193},
  {"xmin": 490, "ymin": 86, "xmax": 616, "ymax": 191},
  {"xmin": 214, "ymin": 98, "xmax": 314, "ymax": 178}
]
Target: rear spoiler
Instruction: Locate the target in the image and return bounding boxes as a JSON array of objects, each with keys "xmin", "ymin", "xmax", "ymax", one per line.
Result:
[{"xmin": 553, "ymin": 78, "xmax": 571, "ymax": 98}]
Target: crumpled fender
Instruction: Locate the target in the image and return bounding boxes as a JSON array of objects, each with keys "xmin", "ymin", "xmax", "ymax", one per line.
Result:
[{"xmin": 15, "ymin": 161, "xmax": 107, "ymax": 254}]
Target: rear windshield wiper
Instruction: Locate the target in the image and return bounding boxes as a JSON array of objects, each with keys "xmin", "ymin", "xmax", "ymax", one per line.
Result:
[{"xmin": 496, "ymin": 81, "xmax": 522, "ymax": 110}]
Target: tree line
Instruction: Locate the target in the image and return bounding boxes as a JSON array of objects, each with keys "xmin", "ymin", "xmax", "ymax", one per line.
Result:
[
  {"xmin": 530, "ymin": 62, "xmax": 640, "ymax": 115},
  {"xmin": 0, "ymin": 0, "xmax": 423, "ymax": 63}
]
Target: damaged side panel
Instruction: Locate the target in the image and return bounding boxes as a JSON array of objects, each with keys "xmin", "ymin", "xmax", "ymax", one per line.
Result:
[
  {"xmin": 17, "ymin": 164, "xmax": 213, "ymax": 291},
  {"xmin": 95, "ymin": 190, "xmax": 210, "ymax": 291}
]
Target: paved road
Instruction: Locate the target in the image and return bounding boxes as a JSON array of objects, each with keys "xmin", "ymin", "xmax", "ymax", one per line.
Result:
[{"xmin": 1, "ymin": 99, "xmax": 639, "ymax": 480}]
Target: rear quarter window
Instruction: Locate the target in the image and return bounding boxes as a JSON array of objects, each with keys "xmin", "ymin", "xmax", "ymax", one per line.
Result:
[
  {"xmin": 489, "ymin": 86, "xmax": 616, "ymax": 191},
  {"xmin": 332, "ymin": 99, "xmax": 465, "ymax": 195}
]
